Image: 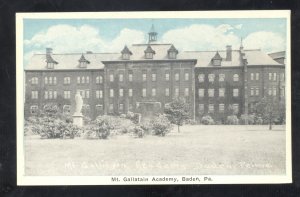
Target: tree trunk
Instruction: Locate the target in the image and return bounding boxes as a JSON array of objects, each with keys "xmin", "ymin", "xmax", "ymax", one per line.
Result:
[{"xmin": 178, "ymin": 125, "xmax": 180, "ymax": 133}]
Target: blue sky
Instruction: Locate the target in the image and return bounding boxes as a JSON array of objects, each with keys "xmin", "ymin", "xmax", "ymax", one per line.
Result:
[{"xmin": 23, "ymin": 18, "xmax": 287, "ymax": 65}]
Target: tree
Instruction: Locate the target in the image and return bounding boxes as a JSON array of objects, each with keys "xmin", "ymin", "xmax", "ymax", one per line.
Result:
[
  {"xmin": 253, "ymin": 97, "xmax": 285, "ymax": 130},
  {"xmin": 164, "ymin": 97, "xmax": 190, "ymax": 133}
]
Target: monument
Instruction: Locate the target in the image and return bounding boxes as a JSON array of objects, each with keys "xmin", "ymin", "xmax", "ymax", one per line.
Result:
[{"xmin": 72, "ymin": 91, "xmax": 83, "ymax": 127}]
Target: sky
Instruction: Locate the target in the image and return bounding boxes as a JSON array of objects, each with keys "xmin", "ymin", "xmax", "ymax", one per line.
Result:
[{"xmin": 23, "ymin": 18, "xmax": 287, "ymax": 65}]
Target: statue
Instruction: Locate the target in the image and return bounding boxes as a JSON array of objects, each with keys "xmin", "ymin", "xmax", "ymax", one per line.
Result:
[
  {"xmin": 73, "ymin": 91, "xmax": 83, "ymax": 127},
  {"xmin": 74, "ymin": 91, "xmax": 83, "ymax": 115}
]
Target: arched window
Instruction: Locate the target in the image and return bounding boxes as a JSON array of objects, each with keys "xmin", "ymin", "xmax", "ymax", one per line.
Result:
[
  {"xmin": 198, "ymin": 74, "xmax": 204, "ymax": 82},
  {"xmin": 208, "ymin": 74, "xmax": 215, "ymax": 82}
]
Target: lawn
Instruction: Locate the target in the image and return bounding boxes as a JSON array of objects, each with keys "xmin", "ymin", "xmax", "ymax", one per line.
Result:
[{"xmin": 24, "ymin": 125, "xmax": 286, "ymax": 176}]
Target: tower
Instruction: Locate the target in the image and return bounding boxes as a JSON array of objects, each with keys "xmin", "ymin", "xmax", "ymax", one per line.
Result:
[{"xmin": 148, "ymin": 24, "xmax": 157, "ymax": 43}]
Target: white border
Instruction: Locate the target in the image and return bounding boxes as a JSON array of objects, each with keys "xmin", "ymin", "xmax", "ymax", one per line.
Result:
[{"xmin": 16, "ymin": 10, "xmax": 292, "ymax": 185}]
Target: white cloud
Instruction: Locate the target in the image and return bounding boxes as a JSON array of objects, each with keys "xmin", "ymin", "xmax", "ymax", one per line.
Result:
[
  {"xmin": 24, "ymin": 24, "xmax": 146, "ymax": 65},
  {"xmin": 161, "ymin": 24, "xmax": 241, "ymax": 51},
  {"xmin": 235, "ymin": 24, "xmax": 243, "ymax": 30},
  {"xmin": 243, "ymin": 31, "xmax": 285, "ymax": 52}
]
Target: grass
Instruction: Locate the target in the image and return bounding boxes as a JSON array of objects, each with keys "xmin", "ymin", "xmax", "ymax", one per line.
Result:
[{"xmin": 24, "ymin": 125, "xmax": 286, "ymax": 176}]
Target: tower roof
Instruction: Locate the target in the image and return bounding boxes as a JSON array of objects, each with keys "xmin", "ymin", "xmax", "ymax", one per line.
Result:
[
  {"xmin": 168, "ymin": 45, "xmax": 178, "ymax": 54},
  {"xmin": 212, "ymin": 51, "xmax": 222, "ymax": 60},
  {"xmin": 149, "ymin": 24, "xmax": 157, "ymax": 34}
]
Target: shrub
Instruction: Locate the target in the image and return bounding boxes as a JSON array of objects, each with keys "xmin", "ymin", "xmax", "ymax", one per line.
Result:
[
  {"xmin": 240, "ymin": 114, "xmax": 255, "ymax": 125},
  {"xmin": 151, "ymin": 114, "xmax": 172, "ymax": 136},
  {"xmin": 184, "ymin": 119, "xmax": 197, "ymax": 125},
  {"xmin": 133, "ymin": 125, "xmax": 145, "ymax": 138},
  {"xmin": 140, "ymin": 120, "xmax": 153, "ymax": 134},
  {"xmin": 201, "ymin": 115, "xmax": 214, "ymax": 125},
  {"xmin": 126, "ymin": 112, "xmax": 141, "ymax": 124},
  {"xmin": 255, "ymin": 116, "xmax": 263, "ymax": 125},
  {"xmin": 226, "ymin": 115, "xmax": 239, "ymax": 125}
]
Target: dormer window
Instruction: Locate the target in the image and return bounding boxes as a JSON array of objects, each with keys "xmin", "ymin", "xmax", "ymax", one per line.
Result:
[
  {"xmin": 211, "ymin": 51, "xmax": 222, "ymax": 66},
  {"xmin": 144, "ymin": 45, "xmax": 155, "ymax": 59},
  {"xmin": 121, "ymin": 45, "xmax": 132, "ymax": 60},
  {"xmin": 168, "ymin": 45, "xmax": 178, "ymax": 59},
  {"xmin": 78, "ymin": 54, "xmax": 90, "ymax": 68},
  {"xmin": 45, "ymin": 48, "xmax": 58, "ymax": 69}
]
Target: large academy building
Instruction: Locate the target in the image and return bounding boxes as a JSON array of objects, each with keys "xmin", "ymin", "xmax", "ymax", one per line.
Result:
[{"xmin": 24, "ymin": 26, "xmax": 285, "ymax": 122}]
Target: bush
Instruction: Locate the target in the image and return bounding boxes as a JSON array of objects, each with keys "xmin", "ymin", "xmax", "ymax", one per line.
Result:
[
  {"xmin": 184, "ymin": 119, "xmax": 197, "ymax": 125},
  {"xmin": 89, "ymin": 116, "xmax": 114, "ymax": 139},
  {"xmin": 255, "ymin": 116, "xmax": 263, "ymax": 125},
  {"xmin": 126, "ymin": 112, "xmax": 141, "ymax": 124},
  {"xmin": 133, "ymin": 125, "xmax": 145, "ymax": 138},
  {"xmin": 201, "ymin": 115, "xmax": 214, "ymax": 125},
  {"xmin": 240, "ymin": 114, "xmax": 255, "ymax": 125},
  {"xmin": 226, "ymin": 115, "xmax": 239, "ymax": 125},
  {"xmin": 151, "ymin": 114, "xmax": 172, "ymax": 136},
  {"xmin": 140, "ymin": 120, "xmax": 152, "ymax": 134}
]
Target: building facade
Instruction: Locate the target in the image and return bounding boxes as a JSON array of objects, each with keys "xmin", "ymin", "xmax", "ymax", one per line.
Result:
[{"xmin": 24, "ymin": 27, "xmax": 285, "ymax": 122}]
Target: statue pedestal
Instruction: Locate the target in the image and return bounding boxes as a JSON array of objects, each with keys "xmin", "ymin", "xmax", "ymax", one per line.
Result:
[{"xmin": 72, "ymin": 113, "xmax": 83, "ymax": 127}]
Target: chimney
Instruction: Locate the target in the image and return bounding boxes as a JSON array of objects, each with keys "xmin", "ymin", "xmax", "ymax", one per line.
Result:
[
  {"xmin": 226, "ymin": 45, "xmax": 232, "ymax": 61},
  {"xmin": 46, "ymin": 48, "xmax": 53, "ymax": 55}
]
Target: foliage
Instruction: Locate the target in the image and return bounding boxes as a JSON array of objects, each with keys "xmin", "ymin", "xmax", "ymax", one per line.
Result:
[
  {"xmin": 201, "ymin": 115, "xmax": 215, "ymax": 125},
  {"xmin": 125, "ymin": 111, "xmax": 141, "ymax": 124},
  {"xmin": 254, "ymin": 116, "xmax": 263, "ymax": 125},
  {"xmin": 184, "ymin": 119, "xmax": 197, "ymax": 125},
  {"xmin": 227, "ymin": 104, "xmax": 237, "ymax": 115},
  {"xmin": 133, "ymin": 125, "xmax": 145, "ymax": 138},
  {"xmin": 164, "ymin": 97, "xmax": 190, "ymax": 132},
  {"xmin": 226, "ymin": 115, "xmax": 239, "ymax": 125},
  {"xmin": 151, "ymin": 114, "xmax": 172, "ymax": 136},
  {"xmin": 240, "ymin": 114, "xmax": 255, "ymax": 125}
]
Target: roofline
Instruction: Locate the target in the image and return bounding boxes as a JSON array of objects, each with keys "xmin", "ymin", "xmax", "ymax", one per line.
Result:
[
  {"xmin": 24, "ymin": 68, "xmax": 104, "ymax": 72},
  {"xmin": 183, "ymin": 49, "xmax": 261, "ymax": 53},
  {"xmin": 132, "ymin": 43, "xmax": 173, "ymax": 46},
  {"xmin": 102, "ymin": 59, "xmax": 197, "ymax": 64}
]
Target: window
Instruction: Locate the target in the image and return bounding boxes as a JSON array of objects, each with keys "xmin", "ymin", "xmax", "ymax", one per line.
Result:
[
  {"xmin": 165, "ymin": 88, "xmax": 170, "ymax": 96},
  {"xmin": 85, "ymin": 90, "xmax": 89, "ymax": 98},
  {"xmin": 152, "ymin": 88, "xmax": 156, "ymax": 97},
  {"xmin": 49, "ymin": 91, "xmax": 53, "ymax": 99},
  {"xmin": 273, "ymin": 87, "xmax": 277, "ymax": 96},
  {"xmin": 81, "ymin": 76, "xmax": 85, "ymax": 84},
  {"xmin": 165, "ymin": 72, "xmax": 170, "ymax": 81},
  {"xmin": 208, "ymin": 89, "xmax": 214, "ymax": 97},
  {"xmin": 31, "ymin": 77, "xmax": 38, "ymax": 85},
  {"xmin": 119, "ymin": 104, "xmax": 124, "ymax": 113},
  {"xmin": 109, "ymin": 89, "xmax": 114, "ymax": 98},
  {"xmin": 250, "ymin": 87, "xmax": 254, "ymax": 96},
  {"xmin": 128, "ymin": 73, "xmax": 133, "ymax": 82},
  {"xmin": 119, "ymin": 74, "xmax": 124, "ymax": 82},
  {"xmin": 208, "ymin": 104, "xmax": 214, "ymax": 113},
  {"xmin": 255, "ymin": 87, "xmax": 259, "ymax": 96},
  {"xmin": 64, "ymin": 77, "xmax": 70, "ymax": 84},
  {"xmin": 64, "ymin": 91, "xmax": 71, "ymax": 99},
  {"xmin": 198, "ymin": 89, "xmax": 204, "ymax": 97},
  {"xmin": 77, "ymin": 77, "xmax": 80, "ymax": 84},
  {"xmin": 185, "ymin": 73, "xmax": 189, "ymax": 81},
  {"xmin": 145, "ymin": 52, "xmax": 153, "ymax": 59},
  {"xmin": 63, "ymin": 105, "xmax": 71, "ymax": 114},
  {"xmin": 53, "ymin": 77, "xmax": 57, "ymax": 85},
  {"xmin": 49, "ymin": 77, "xmax": 52, "ymax": 84},
  {"xmin": 175, "ymin": 73, "xmax": 180, "ymax": 81},
  {"xmin": 86, "ymin": 76, "xmax": 90, "ymax": 83},
  {"xmin": 96, "ymin": 90, "xmax": 103, "ymax": 99},
  {"xmin": 219, "ymin": 88, "xmax": 225, "ymax": 97},
  {"xmin": 198, "ymin": 104, "xmax": 204, "ymax": 113},
  {"xmin": 208, "ymin": 74, "xmax": 215, "ymax": 82},
  {"xmin": 233, "ymin": 104, "xmax": 239, "ymax": 114},
  {"xmin": 280, "ymin": 73, "xmax": 285, "ymax": 81},
  {"xmin": 30, "ymin": 105, "xmax": 38, "ymax": 114},
  {"xmin": 119, "ymin": 89, "xmax": 124, "ymax": 97},
  {"xmin": 53, "ymin": 91, "xmax": 57, "ymax": 99},
  {"xmin": 129, "ymin": 89, "xmax": 133, "ymax": 97},
  {"xmin": 169, "ymin": 52, "xmax": 177, "ymax": 59},
  {"xmin": 175, "ymin": 88, "xmax": 179, "ymax": 97},
  {"xmin": 256, "ymin": 73, "xmax": 259, "ymax": 80},
  {"xmin": 96, "ymin": 76, "xmax": 103, "ymax": 84},
  {"xmin": 31, "ymin": 91, "xmax": 38, "ymax": 99},
  {"xmin": 142, "ymin": 73, "xmax": 147, "ymax": 81},
  {"xmin": 233, "ymin": 89, "xmax": 239, "ymax": 97},
  {"xmin": 268, "ymin": 88, "xmax": 272, "ymax": 96},
  {"xmin": 233, "ymin": 74, "xmax": 239, "ymax": 82},
  {"xmin": 273, "ymin": 73, "xmax": 277, "ymax": 81},
  {"xmin": 45, "ymin": 77, "xmax": 48, "ymax": 84},
  {"xmin": 79, "ymin": 90, "xmax": 85, "ymax": 98},
  {"xmin": 44, "ymin": 91, "xmax": 48, "ymax": 99},
  {"xmin": 219, "ymin": 104, "xmax": 225, "ymax": 112},
  {"xmin": 281, "ymin": 87, "xmax": 285, "ymax": 97},
  {"xmin": 269, "ymin": 73, "xmax": 272, "ymax": 80},
  {"xmin": 219, "ymin": 74, "xmax": 225, "ymax": 82},
  {"xmin": 198, "ymin": 74, "xmax": 205, "ymax": 82},
  {"xmin": 110, "ymin": 74, "xmax": 114, "ymax": 82},
  {"xmin": 152, "ymin": 73, "xmax": 156, "ymax": 82},
  {"xmin": 184, "ymin": 88, "xmax": 189, "ymax": 97},
  {"xmin": 47, "ymin": 62, "xmax": 54, "ymax": 69},
  {"xmin": 109, "ymin": 104, "xmax": 114, "ymax": 113},
  {"xmin": 251, "ymin": 73, "xmax": 254, "ymax": 80},
  {"xmin": 142, "ymin": 88, "xmax": 147, "ymax": 97}
]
